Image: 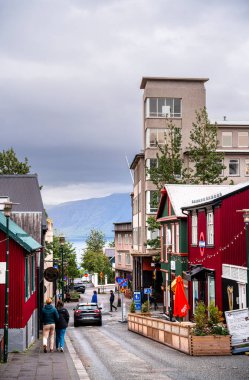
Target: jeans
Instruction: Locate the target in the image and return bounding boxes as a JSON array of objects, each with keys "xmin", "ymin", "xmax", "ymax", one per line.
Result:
[{"xmin": 56, "ymin": 328, "xmax": 66, "ymax": 349}]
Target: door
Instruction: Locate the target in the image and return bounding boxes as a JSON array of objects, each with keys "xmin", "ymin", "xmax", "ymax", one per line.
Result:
[{"xmin": 238, "ymin": 283, "xmax": 247, "ymax": 309}]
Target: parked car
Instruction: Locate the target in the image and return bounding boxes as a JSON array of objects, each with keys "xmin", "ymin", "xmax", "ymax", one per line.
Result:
[
  {"xmin": 73, "ymin": 303, "xmax": 102, "ymax": 327},
  {"xmin": 73, "ymin": 284, "xmax": 86, "ymax": 293}
]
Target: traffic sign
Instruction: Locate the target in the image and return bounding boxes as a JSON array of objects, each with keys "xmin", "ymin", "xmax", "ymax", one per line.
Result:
[
  {"xmin": 117, "ymin": 277, "xmax": 128, "ymax": 287},
  {"xmin": 133, "ymin": 291, "xmax": 141, "ymax": 311},
  {"xmin": 144, "ymin": 288, "xmax": 152, "ymax": 295}
]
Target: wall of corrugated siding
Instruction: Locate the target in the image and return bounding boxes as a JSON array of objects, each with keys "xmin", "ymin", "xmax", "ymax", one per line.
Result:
[{"xmin": 0, "ymin": 230, "xmax": 37, "ymax": 328}]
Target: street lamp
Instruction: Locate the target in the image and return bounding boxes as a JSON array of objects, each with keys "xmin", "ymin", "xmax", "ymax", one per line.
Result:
[
  {"xmin": 237, "ymin": 209, "xmax": 249, "ymax": 308},
  {"xmin": 3, "ymin": 201, "xmax": 13, "ymax": 363},
  {"xmin": 59, "ymin": 235, "xmax": 65, "ymax": 302}
]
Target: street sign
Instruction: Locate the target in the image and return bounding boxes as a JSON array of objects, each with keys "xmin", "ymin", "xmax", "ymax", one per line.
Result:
[
  {"xmin": 144, "ymin": 288, "xmax": 152, "ymax": 295},
  {"xmin": 44, "ymin": 267, "xmax": 59, "ymax": 282},
  {"xmin": 133, "ymin": 291, "xmax": 141, "ymax": 311},
  {"xmin": 117, "ymin": 277, "xmax": 128, "ymax": 287}
]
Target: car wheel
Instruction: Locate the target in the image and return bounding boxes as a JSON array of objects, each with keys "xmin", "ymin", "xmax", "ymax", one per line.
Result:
[{"xmin": 98, "ymin": 320, "xmax": 102, "ymax": 326}]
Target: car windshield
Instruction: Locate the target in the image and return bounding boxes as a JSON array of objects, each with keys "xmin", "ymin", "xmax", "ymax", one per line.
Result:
[{"xmin": 78, "ymin": 305, "xmax": 98, "ymax": 311}]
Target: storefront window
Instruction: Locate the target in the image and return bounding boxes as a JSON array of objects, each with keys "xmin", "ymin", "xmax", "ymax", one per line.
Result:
[{"xmin": 208, "ymin": 276, "xmax": 215, "ymax": 306}]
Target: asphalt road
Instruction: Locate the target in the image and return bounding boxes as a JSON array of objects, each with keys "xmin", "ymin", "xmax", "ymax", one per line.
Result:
[{"xmin": 65, "ymin": 287, "xmax": 249, "ymax": 380}]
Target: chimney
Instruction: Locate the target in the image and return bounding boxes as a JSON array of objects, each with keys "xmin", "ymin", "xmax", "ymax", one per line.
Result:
[{"xmin": 223, "ymin": 116, "xmax": 227, "ymax": 121}]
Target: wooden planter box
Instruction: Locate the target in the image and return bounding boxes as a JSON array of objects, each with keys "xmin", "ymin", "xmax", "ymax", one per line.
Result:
[{"xmin": 190, "ymin": 335, "xmax": 231, "ymax": 356}]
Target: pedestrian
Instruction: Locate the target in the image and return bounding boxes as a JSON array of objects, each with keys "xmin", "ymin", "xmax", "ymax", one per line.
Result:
[
  {"xmin": 55, "ymin": 299, "xmax": 70, "ymax": 352},
  {"xmin": 91, "ymin": 290, "xmax": 98, "ymax": 303},
  {"xmin": 41, "ymin": 298, "xmax": 59, "ymax": 353},
  {"xmin": 110, "ymin": 290, "xmax": 117, "ymax": 312}
]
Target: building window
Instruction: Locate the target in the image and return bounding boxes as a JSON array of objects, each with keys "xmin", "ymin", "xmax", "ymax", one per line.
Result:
[
  {"xmin": 245, "ymin": 159, "xmax": 249, "ymax": 176},
  {"xmin": 175, "ymin": 223, "xmax": 179, "ymax": 253},
  {"xmin": 118, "ymin": 253, "xmax": 122, "ymax": 264},
  {"xmin": 31, "ymin": 255, "xmax": 35, "ymax": 293},
  {"xmin": 146, "ymin": 128, "xmax": 180, "ymax": 148},
  {"xmin": 192, "ymin": 214, "xmax": 197, "ymax": 245},
  {"xmin": 118, "ymin": 233, "xmax": 122, "ymax": 245},
  {"xmin": 146, "ymin": 158, "xmax": 157, "ymax": 179},
  {"xmin": 238, "ymin": 132, "xmax": 248, "ymax": 147},
  {"xmin": 124, "ymin": 234, "xmax": 129, "ymax": 245},
  {"xmin": 146, "ymin": 191, "xmax": 158, "ymax": 213},
  {"xmin": 147, "ymin": 227, "xmax": 160, "ymax": 241},
  {"xmin": 125, "ymin": 253, "xmax": 131, "ymax": 265},
  {"xmin": 133, "ymin": 227, "xmax": 138, "ymax": 246},
  {"xmin": 229, "ymin": 159, "xmax": 240, "ymax": 176},
  {"xmin": 222, "ymin": 132, "xmax": 232, "ymax": 147},
  {"xmin": 25, "ymin": 256, "xmax": 30, "ymax": 300},
  {"xmin": 146, "ymin": 98, "xmax": 181, "ymax": 118},
  {"xmin": 207, "ymin": 211, "xmax": 214, "ymax": 245}
]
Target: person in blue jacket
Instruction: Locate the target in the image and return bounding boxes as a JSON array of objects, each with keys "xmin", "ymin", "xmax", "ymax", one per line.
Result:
[
  {"xmin": 91, "ymin": 290, "xmax": 98, "ymax": 303},
  {"xmin": 41, "ymin": 298, "xmax": 59, "ymax": 353},
  {"xmin": 55, "ymin": 300, "xmax": 70, "ymax": 352}
]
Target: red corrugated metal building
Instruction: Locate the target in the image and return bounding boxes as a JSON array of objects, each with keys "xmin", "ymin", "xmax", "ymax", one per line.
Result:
[
  {"xmin": 182, "ymin": 182, "xmax": 249, "ymax": 318},
  {"xmin": 0, "ymin": 212, "xmax": 41, "ymax": 352}
]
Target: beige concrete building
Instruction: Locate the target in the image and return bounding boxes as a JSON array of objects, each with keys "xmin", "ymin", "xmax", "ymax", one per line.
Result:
[{"xmin": 114, "ymin": 222, "xmax": 133, "ymax": 282}]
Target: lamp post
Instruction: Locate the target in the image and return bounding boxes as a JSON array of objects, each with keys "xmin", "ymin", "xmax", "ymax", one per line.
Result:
[
  {"xmin": 3, "ymin": 201, "xmax": 13, "ymax": 363},
  {"xmin": 237, "ymin": 209, "xmax": 249, "ymax": 308},
  {"xmin": 59, "ymin": 235, "xmax": 65, "ymax": 302}
]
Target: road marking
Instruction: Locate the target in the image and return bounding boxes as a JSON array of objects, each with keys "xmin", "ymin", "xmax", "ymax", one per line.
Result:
[{"xmin": 65, "ymin": 335, "xmax": 90, "ymax": 380}]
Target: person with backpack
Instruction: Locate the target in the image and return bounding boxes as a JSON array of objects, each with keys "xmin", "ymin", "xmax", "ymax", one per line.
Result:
[{"xmin": 55, "ymin": 300, "xmax": 70, "ymax": 352}]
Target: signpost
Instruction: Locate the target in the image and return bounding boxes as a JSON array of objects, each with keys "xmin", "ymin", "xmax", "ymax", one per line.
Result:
[
  {"xmin": 116, "ymin": 277, "xmax": 128, "ymax": 322},
  {"xmin": 133, "ymin": 291, "xmax": 141, "ymax": 311}
]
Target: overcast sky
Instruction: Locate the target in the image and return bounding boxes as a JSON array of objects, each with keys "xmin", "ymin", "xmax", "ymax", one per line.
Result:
[{"xmin": 1, "ymin": 0, "xmax": 249, "ymax": 206}]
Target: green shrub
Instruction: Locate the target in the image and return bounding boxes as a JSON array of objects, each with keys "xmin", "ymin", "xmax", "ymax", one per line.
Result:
[
  {"xmin": 141, "ymin": 300, "xmax": 150, "ymax": 313},
  {"xmin": 130, "ymin": 300, "xmax": 136, "ymax": 313},
  {"xmin": 192, "ymin": 301, "xmax": 228, "ymax": 336}
]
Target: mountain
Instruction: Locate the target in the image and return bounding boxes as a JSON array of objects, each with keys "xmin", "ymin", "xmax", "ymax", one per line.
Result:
[{"xmin": 46, "ymin": 193, "xmax": 132, "ymax": 239}]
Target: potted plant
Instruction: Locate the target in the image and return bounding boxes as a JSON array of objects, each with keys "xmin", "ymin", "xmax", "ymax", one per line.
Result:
[
  {"xmin": 129, "ymin": 300, "xmax": 136, "ymax": 313},
  {"xmin": 191, "ymin": 301, "xmax": 231, "ymax": 356}
]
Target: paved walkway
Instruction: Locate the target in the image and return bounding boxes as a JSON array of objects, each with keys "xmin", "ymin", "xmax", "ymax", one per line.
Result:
[{"xmin": 0, "ymin": 334, "xmax": 89, "ymax": 380}]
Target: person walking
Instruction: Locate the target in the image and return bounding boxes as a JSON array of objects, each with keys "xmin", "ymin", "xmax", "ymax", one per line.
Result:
[
  {"xmin": 109, "ymin": 290, "xmax": 117, "ymax": 312},
  {"xmin": 55, "ymin": 300, "xmax": 70, "ymax": 352},
  {"xmin": 91, "ymin": 290, "xmax": 98, "ymax": 303},
  {"xmin": 41, "ymin": 298, "xmax": 59, "ymax": 353}
]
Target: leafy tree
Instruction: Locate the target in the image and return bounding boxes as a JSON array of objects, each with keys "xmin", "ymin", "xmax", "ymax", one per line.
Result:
[
  {"xmin": 81, "ymin": 229, "xmax": 113, "ymax": 281},
  {"xmin": 187, "ymin": 108, "xmax": 227, "ymax": 184},
  {"xmin": 85, "ymin": 229, "xmax": 105, "ymax": 252},
  {"xmin": 45, "ymin": 235, "xmax": 80, "ymax": 285},
  {"xmin": 147, "ymin": 120, "xmax": 185, "ymax": 191},
  {"xmin": 0, "ymin": 147, "xmax": 31, "ymax": 174}
]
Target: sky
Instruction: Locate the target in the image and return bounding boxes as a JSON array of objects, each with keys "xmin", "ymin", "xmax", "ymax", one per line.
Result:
[{"xmin": 1, "ymin": 0, "xmax": 249, "ymax": 206}]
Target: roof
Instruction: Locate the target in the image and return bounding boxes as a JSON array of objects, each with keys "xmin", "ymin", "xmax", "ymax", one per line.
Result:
[
  {"xmin": 140, "ymin": 77, "xmax": 209, "ymax": 89},
  {"xmin": 130, "ymin": 152, "xmax": 144, "ymax": 169},
  {"xmin": 182, "ymin": 181, "xmax": 249, "ymax": 211},
  {"xmin": 213, "ymin": 120, "xmax": 249, "ymax": 126},
  {"xmin": 0, "ymin": 175, "xmax": 46, "ymax": 228},
  {"xmin": 157, "ymin": 183, "xmax": 249, "ymax": 218},
  {"xmin": 0, "ymin": 212, "xmax": 41, "ymax": 253}
]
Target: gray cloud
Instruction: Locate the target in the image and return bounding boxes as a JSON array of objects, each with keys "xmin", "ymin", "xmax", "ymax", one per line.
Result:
[{"xmin": 0, "ymin": 0, "xmax": 249, "ymax": 203}]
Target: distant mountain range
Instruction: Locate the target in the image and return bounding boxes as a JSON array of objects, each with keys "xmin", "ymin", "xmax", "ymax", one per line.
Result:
[{"xmin": 46, "ymin": 193, "xmax": 132, "ymax": 239}]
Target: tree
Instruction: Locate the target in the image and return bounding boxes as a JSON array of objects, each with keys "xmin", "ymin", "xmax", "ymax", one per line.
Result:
[
  {"xmin": 147, "ymin": 120, "xmax": 185, "ymax": 191},
  {"xmin": 0, "ymin": 147, "xmax": 31, "ymax": 174},
  {"xmin": 81, "ymin": 229, "xmax": 113, "ymax": 281},
  {"xmin": 45, "ymin": 235, "xmax": 80, "ymax": 284},
  {"xmin": 187, "ymin": 108, "xmax": 227, "ymax": 184},
  {"xmin": 85, "ymin": 229, "xmax": 105, "ymax": 252}
]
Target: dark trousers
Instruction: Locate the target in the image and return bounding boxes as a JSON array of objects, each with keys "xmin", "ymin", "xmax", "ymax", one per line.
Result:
[{"xmin": 110, "ymin": 301, "xmax": 117, "ymax": 311}]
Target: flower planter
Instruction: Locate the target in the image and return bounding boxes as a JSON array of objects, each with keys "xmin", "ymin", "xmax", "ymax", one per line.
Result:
[{"xmin": 190, "ymin": 335, "xmax": 231, "ymax": 356}]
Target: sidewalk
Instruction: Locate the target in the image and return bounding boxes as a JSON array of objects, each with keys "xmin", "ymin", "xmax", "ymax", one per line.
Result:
[{"xmin": 0, "ymin": 334, "xmax": 88, "ymax": 380}]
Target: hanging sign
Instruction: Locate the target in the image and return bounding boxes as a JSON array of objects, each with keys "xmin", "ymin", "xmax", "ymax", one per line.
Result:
[
  {"xmin": 0, "ymin": 262, "xmax": 6, "ymax": 284},
  {"xmin": 44, "ymin": 267, "xmax": 59, "ymax": 282}
]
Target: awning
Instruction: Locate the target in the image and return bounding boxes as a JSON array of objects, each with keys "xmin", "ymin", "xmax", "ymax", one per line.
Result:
[{"xmin": 183, "ymin": 265, "xmax": 214, "ymax": 281}]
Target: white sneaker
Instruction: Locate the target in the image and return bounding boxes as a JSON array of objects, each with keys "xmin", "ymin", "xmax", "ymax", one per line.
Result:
[{"xmin": 60, "ymin": 347, "xmax": 64, "ymax": 352}]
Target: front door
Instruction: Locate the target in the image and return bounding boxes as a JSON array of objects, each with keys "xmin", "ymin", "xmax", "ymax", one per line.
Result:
[{"xmin": 238, "ymin": 283, "xmax": 247, "ymax": 309}]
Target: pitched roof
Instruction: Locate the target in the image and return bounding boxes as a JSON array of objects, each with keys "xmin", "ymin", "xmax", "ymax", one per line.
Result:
[
  {"xmin": 159, "ymin": 182, "xmax": 249, "ymax": 218},
  {"xmin": 0, "ymin": 212, "xmax": 41, "ymax": 253},
  {"xmin": 0, "ymin": 175, "xmax": 46, "ymax": 228}
]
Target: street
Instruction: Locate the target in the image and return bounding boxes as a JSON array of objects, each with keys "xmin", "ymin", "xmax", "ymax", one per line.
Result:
[{"xmin": 65, "ymin": 287, "xmax": 249, "ymax": 380}]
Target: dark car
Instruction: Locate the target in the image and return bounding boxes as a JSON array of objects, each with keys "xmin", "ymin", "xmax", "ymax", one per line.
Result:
[
  {"xmin": 74, "ymin": 303, "xmax": 102, "ymax": 327},
  {"xmin": 73, "ymin": 284, "xmax": 85, "ymax": 294}
]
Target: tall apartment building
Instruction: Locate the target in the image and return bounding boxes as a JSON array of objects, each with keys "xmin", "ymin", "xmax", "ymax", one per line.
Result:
[
  {"xmin": 131, "ymin": 77, "xmax": 208, "ymax": 291},
  {"xmin": 114, "ymin": 222, "xmax": 133, "ymax": 281}
]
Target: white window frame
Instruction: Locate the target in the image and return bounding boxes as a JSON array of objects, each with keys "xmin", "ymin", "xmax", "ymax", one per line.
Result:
[
  {"xmin": 125, "ymin": 253, "xmax": 131, "ymax": 265},
  {"xmin": 117, "ymin": 233, "xmax": 122, "ymax": 245},
  {"xmin": 175, "ymin": 223, "xmax": 179, "ymax": 253},
  {"xmin": 146, "ymin": 191, "xmax": 158, "ymax": 214},
  {"xmin": 146, "ymin": 97, "xmax": 182, "ymax": 118},
  {"xmin": 193, "ymin": 279, "xmax": 199, "ymax": 314},
  {"xmin": 229, "ymin": 159, "xmax": 240, "ymax": 176},
  {"xmin": 222, "ymin": 131, "xmax": 232, "ymax": 147},
  {"xmin": 117, "ymin": 252, "xmax": 122, "ymax": 264},
  {"xmin": 124, "ymin": 233, "xmax": 129, "ymax": 245},
  {"xmin": 238, "ymin": 132, "xmax": 248, "ymax": 147},
  {"xmin": 146, "ymin": 158, "xmax": 157, "ymax": 179},
  {"xmin": 208, "ymin": 276, "xmax": 215, "ymax": 307},
  {"xmin": 192, "ymin": 214, "xmax": 197, "ymax": 246},
  {"xmin": 207, "ymin": 211, "xmax": 214, "ymax": 245}
]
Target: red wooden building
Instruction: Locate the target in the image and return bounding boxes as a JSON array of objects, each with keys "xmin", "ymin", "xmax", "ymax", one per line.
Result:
[
  {"xmin": 0, "ymin": 212, "xmax": 41, "ymax": 352},
  {"xmin": 182, "ymin": 182, "xmax": 249, "ymax": 317}
]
